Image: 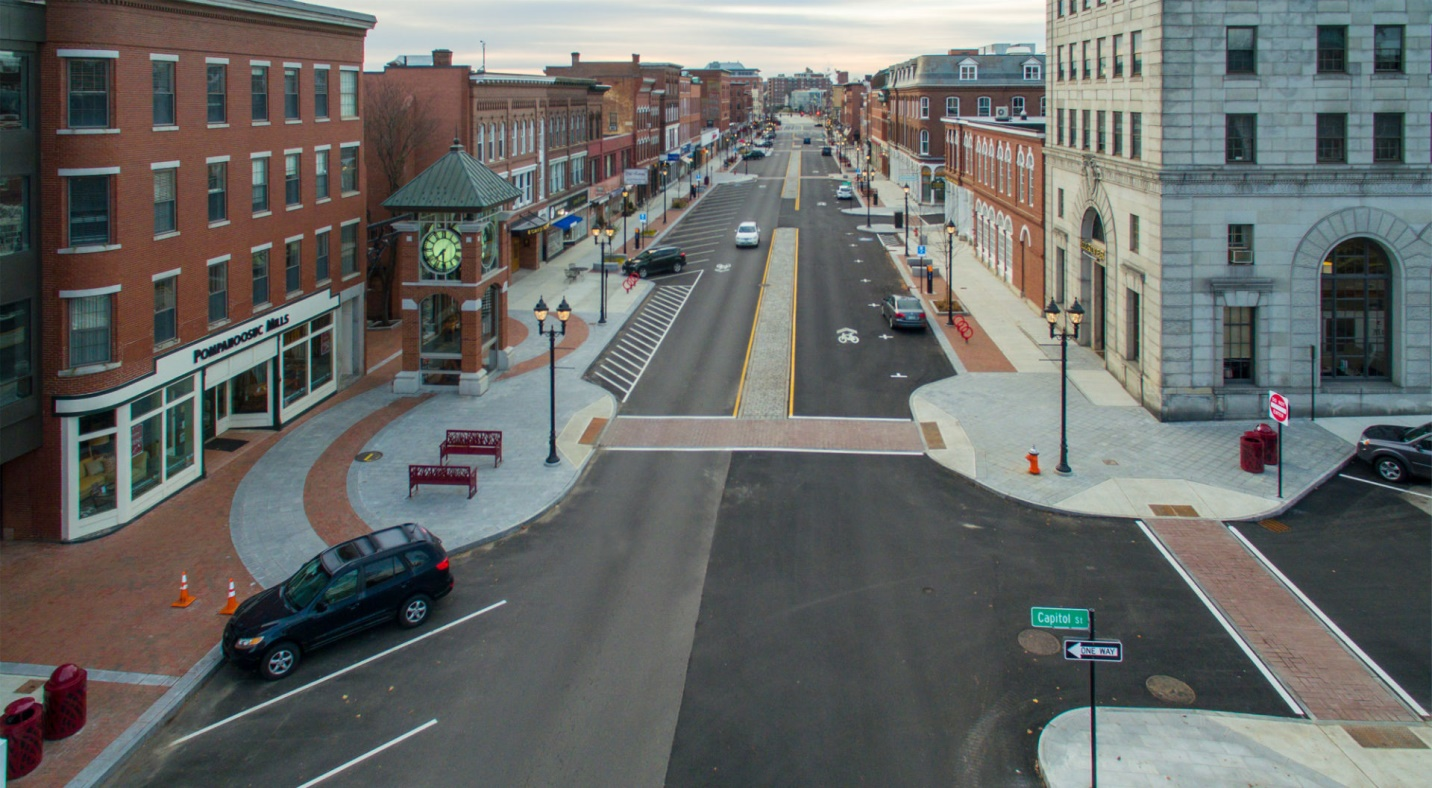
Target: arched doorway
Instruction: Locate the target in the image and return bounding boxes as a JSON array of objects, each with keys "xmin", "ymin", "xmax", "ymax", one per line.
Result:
[
  {"xmin": 1080, "ymin": 208, "xmax": 1107, "ymax": 352},
  {"xmin": 1321, "ymin": 237, "xmax": 1391, "ymax": 379},
  {"xmin": 419, "ymin": 294, "xmax": 461, "ymax": 386}
]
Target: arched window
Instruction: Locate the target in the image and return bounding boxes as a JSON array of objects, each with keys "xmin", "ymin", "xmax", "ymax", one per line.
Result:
[
  {"xmin": 498, "ymin": 123, "xmax": 506, "ymax": 159},
  {"xmin": 1321, "ymin": 238, "xmax": 1392, "ymax": 379},
  {"xmin": 476, "ymin": 125, "xmax": 485, "ymax": 159},
  {"xmin": 1017, "ymin": 150, "xmax": 1027, "ymax": 202},
  {"xmin": 919, "ymin": 130, "xmax": 929, "ymax": 155}
]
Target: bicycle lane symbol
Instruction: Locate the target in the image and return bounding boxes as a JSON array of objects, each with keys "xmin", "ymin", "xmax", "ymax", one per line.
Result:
[{"xmin": 837, "ymin": 327, "xmax": 860, "ymax": 344}]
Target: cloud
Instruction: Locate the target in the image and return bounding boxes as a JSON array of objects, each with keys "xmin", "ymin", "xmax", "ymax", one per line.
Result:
[{"xmin": 339, "ymin": 0, "xmax": 1044, "ymax": 78}]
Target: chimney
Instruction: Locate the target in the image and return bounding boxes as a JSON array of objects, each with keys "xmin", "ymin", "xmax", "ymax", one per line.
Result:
[
  {"xmin": 571, "ymin": 52, "xmax": 580, "ymax": 65},
  {"xmin": 432, "ymin": 49, "xmax": 453, "ymax": 67},
  {"xmin": 632, "ymin": 53, "xmax": 641, "ymax": 64}
]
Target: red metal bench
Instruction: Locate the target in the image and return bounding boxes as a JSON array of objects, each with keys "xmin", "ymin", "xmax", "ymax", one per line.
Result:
[
  {"xmin": 439, "ymin": 429, "xmax": 503, "ymax": 468},
  {"xmin": 408, "ymin": 464, "xmax": 477, "ymax": 499}
]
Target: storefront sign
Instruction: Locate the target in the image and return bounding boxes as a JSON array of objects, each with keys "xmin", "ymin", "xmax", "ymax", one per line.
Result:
[
  {"xmin": 623, "ymin": 168, "xmax": 648, "ymax": 186},
  {"xmin": 192, "ymin": 314, "xmax": 290, "ymax": 364}
]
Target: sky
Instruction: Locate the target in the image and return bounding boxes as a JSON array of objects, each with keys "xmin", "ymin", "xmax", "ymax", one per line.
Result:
[{"xmin": 338, "ymin": 0, "xmax": 1046, "ymax": 79}]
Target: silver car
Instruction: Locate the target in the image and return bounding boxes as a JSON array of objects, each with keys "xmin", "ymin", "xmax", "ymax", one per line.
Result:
[
  {"xmin": 734, "ymin": 221, "xmax": 761, "ymax": 248},
  {"xmin": 835, "ymin": 184, "xmax": 854, "ymax": 200}
]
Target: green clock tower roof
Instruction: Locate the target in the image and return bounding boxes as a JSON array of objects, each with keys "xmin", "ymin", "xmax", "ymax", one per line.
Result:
[{"xmin": 382, "ymin": 139, "xmax": 522, "ymax": 211}]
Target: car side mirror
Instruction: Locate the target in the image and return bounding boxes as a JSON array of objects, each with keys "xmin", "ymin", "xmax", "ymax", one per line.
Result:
[{"xmin": 314, "ymin": 600, "xmax": 328, "ymax": 613}]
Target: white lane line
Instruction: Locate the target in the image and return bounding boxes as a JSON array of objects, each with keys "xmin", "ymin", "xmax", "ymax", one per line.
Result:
[
  {"xmin": 595, "ymin": 370, "xmax": 633, "ymax": 392},
  {"xmin": 1337, "ymin": 472, "xmax": 1432, "ymax": 499},
  {"xmin": 1227, "ymin": 524, "xmax": 1429, "ymax": 717},
  {"xmin": 787, "ymin": 415, "xmax": 914, "ymax": 423},
  {"xmin": 170, "ymin": 600, "xmax": 506, "ymax": 747},
  {"xmin": 1133, "ymin": 520, "xmax": 1306, "ymax": 717},
  {"xmin": 295, "ymin": 719, "xmax": 438, "ymax": 788}
]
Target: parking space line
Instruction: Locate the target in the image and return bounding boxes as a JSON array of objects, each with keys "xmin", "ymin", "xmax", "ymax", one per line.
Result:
[
  {"xmin": 1337, "ymin": 472, "xmax": 1432, "ymax": 499},
  {"xmin": 169, "ymin": 600, "xmax": 506, "ymax": 747},
  {"xmin": 1227, "ymin": 524, "xmax": 1429, "ymax": 717},
  {"xmin": 1134, "ymin": 520, "xmax": 1306, "ymax": 717},
  {"xmin": 296, "ymin": 719, "xmax": 438, "ymax": 788}
]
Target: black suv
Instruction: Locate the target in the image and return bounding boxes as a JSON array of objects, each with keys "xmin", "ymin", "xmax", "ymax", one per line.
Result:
[
  {"xmin": 621, "ymin": 246, "xmax": 687, "ymax": 278},
  {"xmin": 222, "ymin": 523, "xmax": 454, "ymax": 680}
]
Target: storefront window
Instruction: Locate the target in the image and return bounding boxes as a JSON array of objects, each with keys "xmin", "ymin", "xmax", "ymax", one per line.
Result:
[
  {"xmin": 77, "ymin": 412, "xmax": 117, "ymax": 519},
  {"xmin": 420, "ymin": 295, "xmax": 460, "ymax": 354},
  {"xmin": 130, "ymin": 409, "xmax": 162, "ymax": 498},
  {"xmin": 233, "ymin": 364, "xmax": 269, "ymax": 414},
  {"xmin": 311, "ymin": 315, "xmax": 333, "ymax": 388},
  {"xmin": 283, "ymin": 343, "xmax": 308, "ymax": 404},
  {"xmin": 165, "ymin": 379, "xmax": 195, "ymax": 477}
]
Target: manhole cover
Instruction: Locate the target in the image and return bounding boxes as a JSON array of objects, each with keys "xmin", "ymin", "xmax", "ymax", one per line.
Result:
[
  {"xmin": 1018, "ymin": 629, "xmax": 1061, "ymax": 656},
  {"xmin": 1146, "ymin": 675, "xmax": 1196, "ymax": 705},
  {"xmin": 355, "ymin": 451, "xmax": 383, "ymax": 463}
]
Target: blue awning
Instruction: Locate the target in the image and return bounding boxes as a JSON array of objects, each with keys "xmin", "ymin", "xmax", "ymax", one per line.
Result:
[{"xmin": 553, "ymin": 214, "xmax": 583, "ymax": 231}]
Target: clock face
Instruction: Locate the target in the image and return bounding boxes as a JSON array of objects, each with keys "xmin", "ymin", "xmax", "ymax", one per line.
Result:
[{"xmin": 422, "ymin": 228, "xmax": 462, "ymax": 273}]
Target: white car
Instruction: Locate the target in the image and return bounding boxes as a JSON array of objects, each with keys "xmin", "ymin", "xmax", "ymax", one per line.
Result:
[
  {"xmin": 734, "ymin": 221, "xmax": 761, "ymax": 247},
  {"xmin": 835, "ymin": 184, "xmax": 854, "ymax": 200}
]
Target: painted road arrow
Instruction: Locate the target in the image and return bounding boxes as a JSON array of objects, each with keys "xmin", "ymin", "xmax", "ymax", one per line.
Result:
[{"xmin": 1064, "ymin": 639, "xmax": 1123, "ymax": 662}]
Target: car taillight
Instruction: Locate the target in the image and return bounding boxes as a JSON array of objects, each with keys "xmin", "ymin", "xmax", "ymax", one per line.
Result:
[
  {"xmin": 436, "ymin": 557, "xmax": 449, "ymax": 571},
  {"xmin": 895, "ymin": 312, "xmax": 906, "ymax": 319}
]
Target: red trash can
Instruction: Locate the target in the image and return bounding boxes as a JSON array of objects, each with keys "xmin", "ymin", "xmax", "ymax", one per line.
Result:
[
  {"xmin": 2, "ymin": 697, "xmax": 45, "ymax": 779},
  {"xmin": 42, "ymin": 663, "xmax": 87, "ymax": 740},
  {"xmin": 1240, "ymin": 431, "xmax": 1265, "ymax": 473},
  {"xmin": 1254, "ymin": 422, "xmax": 1279, "ymax": 465}
]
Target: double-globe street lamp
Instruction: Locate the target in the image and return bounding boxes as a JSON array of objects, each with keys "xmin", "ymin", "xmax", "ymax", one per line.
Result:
[
  {"xmin": 1043, "ymin": 298, "xmax": 1086, "ymax": 475},
  {"xmin": 591, "ymin": 225, "xmax": 616, "ymax": 324},
  {"xmin": 621, "ymin": 187, "xmax": 631, "ymax": 254},
  {"xmin": 864, "ymin": 155, "xmax": 873, "ymax": 229},
  {"xmin": 902, "ymin": 184, "xmax": 911, "ymax": 252},
  {"xmin": 534, "ymin": 296, "xmax": 572, "ymax": 467},
  {"xmin": 661, "ymin": 163, "xmax": 669, "ymax": 224}
]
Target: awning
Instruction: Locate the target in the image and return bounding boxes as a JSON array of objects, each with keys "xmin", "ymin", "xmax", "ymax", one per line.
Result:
[
  {"xmin": 508, "ymin": 213, "xmax": 550, "ymax": 236},
  {"xmin": 553, "ymin": 214, "xmax": 583, "ymax": 231}
]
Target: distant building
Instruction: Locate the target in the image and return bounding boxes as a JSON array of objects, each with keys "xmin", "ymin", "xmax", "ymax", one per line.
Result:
[
  {"xmin": 706, "ymin": 61, "xmax": 760, "ymax": 128},
  {"xmin": 764, "ymin": 68, "xmax": 831, "ymax": 113},
  {"xmin": 876, "ymin": 46, "xmax": 1045, "ymax": 203},
  {"xmin": 1046, "ymin": 0, "xmax": 1430, "ymax": 420}
]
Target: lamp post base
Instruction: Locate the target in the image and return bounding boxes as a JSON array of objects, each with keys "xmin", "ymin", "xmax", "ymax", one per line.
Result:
[
  {"xmin": 545, "ymin": 454, "xmax": 561, "ymax": 467},
  {"xmin": 1054, "ymin": 463, "xmax": 1072, "ymax": 475}
]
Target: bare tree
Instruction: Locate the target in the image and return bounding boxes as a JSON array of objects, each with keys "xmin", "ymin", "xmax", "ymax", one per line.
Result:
[
  {"xmin": 364, "ymin": 79, "xmax": 440, "ymax": 206},
  {"xmin": 363, "ymin": 80, "xmax": 438, "ymax": 325}
]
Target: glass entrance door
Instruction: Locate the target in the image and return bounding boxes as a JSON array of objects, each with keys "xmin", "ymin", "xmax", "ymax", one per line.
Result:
[{"xmin": 202, "ymin": 381, "xmax": 230, "ymax": 442}]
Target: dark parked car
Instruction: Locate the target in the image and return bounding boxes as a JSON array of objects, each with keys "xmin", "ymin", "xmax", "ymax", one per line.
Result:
[
  {"xmin": 1355, "ymin": 422, "xmax": 1432, "ymax": 483},
  {"xmin": 881, "ymin": 294, "xmax": 927, "ymax": 330},
  {"xmin": 742, "ymin": 148, "xmax": 767, "ymax": 160},
  {"xmin": 621, "ymin": 245, "xmax": 687, "ymax": 278},
  {"xmin": 223, "ymin": 523, "xmax": 453, "ymax": 680},
  {"xmin": 803, "ymin": 137, "xmax": 812, "ymax": 144}
]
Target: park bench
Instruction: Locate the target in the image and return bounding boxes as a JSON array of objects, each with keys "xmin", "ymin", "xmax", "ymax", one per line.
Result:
[
  {"xmin": 408, "ymin": 464, "xmax": 477, "ymax": 499},
  {"xmin": 439, "ymin": 429, "xmax": 503, "ymax": 468}
]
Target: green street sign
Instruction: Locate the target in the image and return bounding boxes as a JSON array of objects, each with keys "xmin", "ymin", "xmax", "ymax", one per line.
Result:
[{"xmin": 1031, "ymin": 606, "xmax": 1090, "ymax": 630}]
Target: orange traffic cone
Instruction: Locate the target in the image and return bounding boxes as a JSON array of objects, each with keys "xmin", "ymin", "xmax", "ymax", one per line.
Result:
[
  {"xmin": 171, "ymin": 571, "xmax": 197, "ymax": 608},
  {"xmin": 218, "ymin": 578, "xmax": 238, "ymax": 615},
  {"xmin": 1025, "ymin": 446, "xmax": 1041, "ymax": 475}
]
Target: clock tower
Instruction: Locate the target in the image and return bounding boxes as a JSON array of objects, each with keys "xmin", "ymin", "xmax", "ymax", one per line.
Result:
[{"xmin": 382, "ymin": 140, "xmax": 523, "ymax": 396}]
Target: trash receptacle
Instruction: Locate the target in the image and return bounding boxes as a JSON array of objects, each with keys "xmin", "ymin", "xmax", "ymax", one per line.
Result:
[
  {"xmin": 1254, "ymin": 422, "xmax": 1278, "ymax": 465},
  {"xmin": 43, "ymin": 663, "xmax": 87, "ymax": 740},
  {"xmin": 3, "ymin": 697, "xmax": 44, "ymax": 779},
  {"xmin": 1239, "ymin": 431, "xmax": 1265, "ymax": 474},
  {"xmin": 894, "ymin": 210, "xmax": 904, "ymax": 229}
]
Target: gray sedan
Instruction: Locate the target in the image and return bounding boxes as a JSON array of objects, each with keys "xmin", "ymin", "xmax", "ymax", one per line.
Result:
[{"xmin": 1355, "ymin": 422, "xmax": 1432, "ymax": 483}]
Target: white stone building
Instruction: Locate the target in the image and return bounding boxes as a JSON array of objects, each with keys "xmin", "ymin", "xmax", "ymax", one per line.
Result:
[{"xmin": 1045, "ymin": 0, "xmax": 1430, "ymax": 421}]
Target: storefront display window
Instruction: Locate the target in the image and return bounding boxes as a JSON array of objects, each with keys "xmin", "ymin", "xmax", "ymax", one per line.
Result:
[
  {"xmin": 233, "ymin": 365, "xmax": 269, "ymax": 414},
  {"xmin": 77, "ymin": 411, "xmax": 117, "ymax": 519},
  {"xmin": 165, "ymin": 379, "xmax": 195, "ymax": 477},
  {"xmin": 283, "ymin": 345, "xmax": 308, "ymax": 404},
  {"xmin": 130, "ymin": 411, "xmax": 162, "ymax": 498},
  {"xmin": 310, "ymin": 314, "xmax": 333, "ymax": 388}
]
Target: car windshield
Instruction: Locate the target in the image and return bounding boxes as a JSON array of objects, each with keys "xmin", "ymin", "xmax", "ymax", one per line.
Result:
[
  {"xmin": 282, "ymin": 557, "xmax": 330, "ymax": 610},
  {"xmin": 738, "ymin": 223, "xmax": 757, "ymax": 233}
]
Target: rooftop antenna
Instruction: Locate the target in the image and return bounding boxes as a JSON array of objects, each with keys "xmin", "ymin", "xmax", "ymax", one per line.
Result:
[{"xmin": 479, "ymin": 40, "xmax": 486, "ymax": 73}]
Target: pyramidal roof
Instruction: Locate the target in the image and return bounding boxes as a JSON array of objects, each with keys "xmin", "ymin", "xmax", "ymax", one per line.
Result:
[{"xmin": 382, "ymin": 139, "xmax": 522, "ymax": 211}]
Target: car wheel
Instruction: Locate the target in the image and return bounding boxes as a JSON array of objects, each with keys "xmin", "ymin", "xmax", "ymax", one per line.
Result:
[
  {"xmin": 259, "ymin": 641, "xmax": 300, "ymax": 681},
  {"xmin": 1374, "ymin": 456, "xmax": 1408, "ymax": 483},
  {"xmin": 637, "ymin": 266, "xmax": 649, "ymax": 279},
  {"xmin": 671, "ymin": 261, "xmax": 684, "ymax": 273},
  {"xmin": 397, "ymin": 593, "xmax": 432, "ymax": 629}
]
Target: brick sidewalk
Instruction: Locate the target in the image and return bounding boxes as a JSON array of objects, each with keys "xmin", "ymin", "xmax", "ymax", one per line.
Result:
[{"xmin": 1144, "ymin": 518, "xmax": 1416, "ymax": 722}]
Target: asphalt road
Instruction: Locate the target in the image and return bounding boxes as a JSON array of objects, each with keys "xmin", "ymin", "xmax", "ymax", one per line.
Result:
[{"xmin": 1234, "ymin": 462, "xmax": 1432, "ymax": 712}]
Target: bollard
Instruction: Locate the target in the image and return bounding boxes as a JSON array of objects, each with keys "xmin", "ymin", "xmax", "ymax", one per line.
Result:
[{"xmin": 1026, "ymin": 446, "xmax": 1041, "ymax": 475}]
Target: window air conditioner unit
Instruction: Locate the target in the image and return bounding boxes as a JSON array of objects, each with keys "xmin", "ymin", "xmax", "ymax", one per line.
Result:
[
  {"xmin": 1229, "ymin": 249, "xmax": 1253, "ymax": 264},
  {"xmin": 995, "ymin": 107, "xmax": 1010, "ymax": 119}
]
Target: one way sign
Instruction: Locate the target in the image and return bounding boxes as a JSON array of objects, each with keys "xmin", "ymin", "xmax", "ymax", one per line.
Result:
[{"xmin": 1064, "ymin": 639, "xmax": 1123, "ymax": 662}]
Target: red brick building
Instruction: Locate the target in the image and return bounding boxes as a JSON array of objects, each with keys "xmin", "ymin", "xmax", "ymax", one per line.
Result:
[
  {"xmin": 945, "ymin": 116, "xmax": 1047, "ymax": 307},
  {"xmin": 1, "ymin": 0, "xmax": 375, "ymax": 541}
]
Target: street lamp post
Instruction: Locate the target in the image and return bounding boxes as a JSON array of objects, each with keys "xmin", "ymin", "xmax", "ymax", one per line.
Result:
[
  {"xmin": 902, "ymin": 184, "xmax": 911, "ymax": 253},
  {"xmin": 944, "ymin": 221, "xmax": 956, "ymax": 326},
  {"xmin": 534, "ymin": 296, "xmax": 572, "ymax": 467},
  {"xmin": 864, "ymin": 155, "xmax": 873, "ymax": 229},
  {"xmin": 661, "ymin": 163, "xmax": 669, "ymax": 224},
  {"xmin": 621, "ymin": 187, "xmax": 630, "ymax": 255},
  {"xmin": 592, "ymin": 226, "xmax": 615, "ymax": 324},
  {"xmin": 1043, "ymin": 298, "xmax": 1086, "ymax": 475}
]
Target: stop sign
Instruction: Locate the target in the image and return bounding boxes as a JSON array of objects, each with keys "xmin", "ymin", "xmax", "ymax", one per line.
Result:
[{"xmin": 1268, "ymin": 391, "xmax": 1290, "ymax": 424}]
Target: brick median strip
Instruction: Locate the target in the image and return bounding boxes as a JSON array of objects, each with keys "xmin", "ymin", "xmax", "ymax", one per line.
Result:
[{"xmin": 1143, "ymin": 517, "xmax": 1417, "ymax": 722}]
